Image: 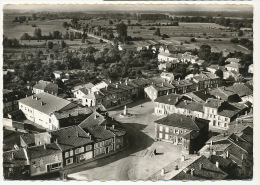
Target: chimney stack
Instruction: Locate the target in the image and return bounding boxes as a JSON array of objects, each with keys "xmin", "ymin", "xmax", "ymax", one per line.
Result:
[
  {"xmin": 116, "ymin": 83, "xmax": 118, "ymax": 88},
  {"xmin": 76, "ymin": 131, "xmax": 79, "ymax": 137},
  {"xmin": 112, "ymin": 125, "xmax": 115, "ymax": 129},
  {"xmin": 181, "ymin": 155, "xmax": 185, "ymax": 162},
  {"xmin": 104, "ymin": 124, "xmax": 107, "ymax": 130},
  {"xmin": 241, "ymin": 154, "xmax": 244, "ymax": 160},
  {"xmin": 191, "ymin": 168, "xmax": 194, "ymax": 177},
  {"xmin": 226, "ymin": 150, "xmax": 229, "ymax": 158},
  {"xmin": 43, "ymin": 144, "xmax": 46, "ymax": 150},
  {"xmin": 199, "ymin": 163, "xmax": 203, "ymax": 170},
  {"xmin": 160, "ymin": 168, "xmax": 165, "ymax": 176},
  {"xmin": 11, "ymin": 152, "xmax": 14, "ymax": 160},
  {"xmin": 41, "ymin": 101, "xmax": 44, "ymax": 106},
  {"xmin": 216, "ymin": 161, "xmax": 219, "ymax": 168}
]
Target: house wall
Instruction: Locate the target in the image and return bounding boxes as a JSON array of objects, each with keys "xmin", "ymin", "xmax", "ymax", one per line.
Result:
[
  {"xmin": 63, "ymin": 144, "xmax": 93, "ymax": 167},
  {"xmin": 30, "ymin": 153, "xmax": 63, "ymax": 176},
  {"xmin": 93, "ymin": 138, "xmax": 114, "ymax": 157}
]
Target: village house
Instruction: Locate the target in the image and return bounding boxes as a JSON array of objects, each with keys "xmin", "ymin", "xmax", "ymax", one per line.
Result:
[
  {"xmin": 181, "ymin": 52, "xmax": 199, "ymax": 64},
  {"xmin": 144, "ymin": 80, "xmax": 175, "ymax": 101},
  {"xmin": 154, "ymin": 94, "xmax": 248, "ymax": 130},
  {"xmin": 27, "ymin": 142, "xmax": 63, "ymax": 176},
  {"xmin": 3, "ymin": 89, "xmax": 25, "ymax": 115},
  {"xmin": 159, "ymin": 45, "xmax": 181, "ymax": 54},
  {"xmin": 206, "ymin": 65, "xmax": 225, "ymax": 74},
  {"xmin": 53, "ymin": 71, "xmax": 65, "ymax": 79},
  {"xmin": 225, "ymin": 83, "xmax": 253, "ymax": 103},
  {"xmin": 158, "ymin": 60, "xmax": 179, "ymax": 71},
  {"xmin": 171, "ymin": 79, "xmax": 197, "ymax": 94},
  {"xmin": 225, "ymin": 63, "xmax": 242, "ymax": 73},
  {"xmin": 225, "ymin": 58, "xmax": 241, "ymax": 64},
  {"xmin": 18, "ymin": 92, "xmax": 78, "ymax": 130},
  {"xmin": 200, "ymin": 132, "xmax": 252, "ymax": 168},
  {"xmin": 248, "ymin": 64, "xmax": 253, "ymax": 74},
  {"xmin": 188, "ymin": 73, "xmax": 222, "ymax": 90},
  {"xmin": 183, "ymin": 90, "xmax": 215, "ymax": 103},
  {"xmin": 155, "ymin": 113, "xmax": 209, "ymax": 154},
  {"xmin": 33, "ymin": 80, "xmax": 58, "ymax": 96},
  {"xmin": 158, "ymin": 52, "xmax": 181, "ymax": 63},
  {"xmin": 208, "ymin": 86, "xmax": 242, "ymax": 102},
  {"xmin": 160, "ymin": 72, "xmax": 175, "ymax": 82},
  {"xmin": 148, "ymin": 155, "xmax": 228, "ymax": 180},
  {"xmin": 3, "ymin": 148, "xmax": 30, "ymax": 179}
]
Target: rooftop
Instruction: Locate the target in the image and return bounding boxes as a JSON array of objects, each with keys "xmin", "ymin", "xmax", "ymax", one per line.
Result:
[
  {"xmin": 19, "ymin": 93, "xmax": 76, "ymax": 116},
  {"xmin": 155, "ymin": 113, "xmax": 208, "ymax": 131},
  {"xmin": 50, "ymin": 125, "xmax": 93, "ymax": 151},
  {"xmin": 3, "ymin": 148, "xmax": 29, "ymax": 167},
  {"xmin": 27, "ymin": 142, "xmax": 61, "ymax": 159},
  {"xmin": 154, "ymin": 94, "xmax": 182, "ymax": 105},
  {"xmin": 79, "ymin": 112, "xmax": 106, "ymax": 129}
]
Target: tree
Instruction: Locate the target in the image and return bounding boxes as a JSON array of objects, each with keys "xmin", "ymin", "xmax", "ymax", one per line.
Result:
[
  {"xmin": 198, "ymin": 44, "xmax": 211, "ymax": 61},
  {"xmin": 109, "ymin": 20, "xmax": 113, "ymax": 25},
  {"xmin": 47, "ymin": 41, "xmax": 53, "ymax": 49},
  {"xmin": 32, "ymin": 13, "xmax": 37, "ymax": 20},
  {"xmin": 190, "ymin": 37, "xmax": 196, "ymax": 42},
  {"xmin": 33, "ymin": 28, "xmax": 42, "ymax": 40},
  {"xmin": 238, "ymin": 30, "xmax": 244, "ymax": 37},
  {"xmin": 230, "ymin": 38, "xmax": 239, "ymax": 43},
  {"xmin": 154, "ymin": 28, "xmax": 161, "ymax": 36},
  {"xmin": 215, "ymin": 69, "xmax": 224, "ymax": 78},
  {"xmin": 61, "ymin": 40, "xmax": 66, "ymax": 48},
  {"xmin": 127, "ymin": 19, "xmax": 131, "ymax": 25},
  {"xmin": 116, "ymin": 22, "xmax": 128, "ymax": 42}
]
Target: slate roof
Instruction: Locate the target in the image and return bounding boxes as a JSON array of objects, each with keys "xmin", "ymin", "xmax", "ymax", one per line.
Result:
[
  {"xmin": 225, "ymin": 63, "xmax": 241, "ymax": 69},
  {"xmin": 3, "ymin": 90, "xmax": 25, "ymax": 103},
  {"xmin": 154, "ymin": 94, "xmax": 182, "ymax": 105},
  {"xmin": 53, "ymin": 106, "xmax": 92, "ymax": 120},
  {"xmin": 209, "ymin": 87, "xmax": 240, "ymax": 101},
  {"xmin": 176, "ymin": 101, "xmax": 204, "ymax": 112},
  {"xmin": 131, "ymin": 78, "xmax": 150, "ymax": 86},
  {"xmin": 185, "ymin": 90, "xmax": 215, "ymax": 103},
  {"xmin": 204, "ymin": 98, "xmax": 224, "ymax": 109},
  {"xmin": 218, "ymin": 102, "xmax": 246, "ymax": 118},
  {"xmin": 86, "ymin": 125, "xmax": 116, "ymax": 141},
  {"xmin": 27, "ymin": 142, "xmax": 61, "ymax": 159},
  {"xmin": 20, "ymin": 134, "xmax": 35, "ymax": 146},
  {"xmin": 226, "ymin": 83, "xmax": 253, "ymax": 97},
  {"xmin": 183, "ymin": 130, "xmax": 200, "ymax": 140},
  {"xmin": 172, "ymin": 155, "xmax": 228, "ymax": 180},
  {"xmin": 209, "ymin": 155, "xmax": 233, "ymax": 169},
  {"xmin": 155, "ymin": 113, "xmax": 208, "ymax": 131},
  {"xmin": 33, "ymin": 80, "xmax": 58, "ymax": 94},
  {"xmin": 3, "ymin": 148, "xmax": 29, "ymax": 167},
  {"xmin": 19, "ymin": 93, "xmax": 74, "ymax": 115},
  {"xmin": 73, "ymin": 83, "xmax": 94, "ymax": 91},
  {"xmin": 172, "ymin": 79, "xmax": 194, "ymax": 87},
  {"xmin": 50, "ymin": 125, "xmax": 93, "ymax": 151},
  {"xmin": 238, "ymin": 126, "xmax": 253, "ymax": 144},
  {"xmin": 79, "ymin": 112, "xmax": 106, "ymax": 129}
]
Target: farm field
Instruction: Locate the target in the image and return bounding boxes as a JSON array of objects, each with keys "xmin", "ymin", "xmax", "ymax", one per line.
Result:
[{"xmin": 3, "ymin": 18, "xmax": 71, "ymax": 39}]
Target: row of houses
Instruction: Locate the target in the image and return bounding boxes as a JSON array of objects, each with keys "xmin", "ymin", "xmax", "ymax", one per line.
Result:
[
  {"xmin": 3, "ymin": 112, "xmax": 127, "ymax": 179},
  {"xmin": 145, "ymin": 72, "xmax": 222, "ymax": 101},
  {"xmin": 154, "ymin": 92, "xmax": 250, "ymax": 130}
]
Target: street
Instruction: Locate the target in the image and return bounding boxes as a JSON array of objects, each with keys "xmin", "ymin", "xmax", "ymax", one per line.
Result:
[{"xmin": 67, "ymin": 99, "xmax": 182, "ymax": 180}]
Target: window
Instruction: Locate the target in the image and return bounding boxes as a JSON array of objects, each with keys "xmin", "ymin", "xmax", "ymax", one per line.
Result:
[
  {"xmin": 65, "ymin": 152, "xmax": 69, "ymax": 158},
  {"xmin": 70, "ymin": 150, "xmax": 73, "ymax": 156},
  {"xmin": 176, "ymin": 129, "xmax": 179, "ymax": 134},
  {"xmin": 165, "ymin": 134, "xmax": 169, "ymax": 140},
  {"xmin": 213, "ymin": 120, "xmax": 216, "ymax": 126},
  {"xmin": 180, "ymin": 130, "xmax": 183, "ymax": 134},
  {"xmin": 80, "ymin": 154, "xmax": 85, "ymax": 160},
  {"xmin": 49, "ymin": 162, "xmax": 61, "ymax": 171},
  {"xmin": 159, "ymin": 133, "xmax": 163, "ymax": 139},
  {"xmin": 159, "ymin": 126, "xmax": 163, "ymax": 132},
  {"xmin": 75, "ymin": 148, "xmax": 80, "ymax": 154},
  {"xmin": 165, "ymin": 127, "xmax": 169, "ymax": 133},
  {"xmin": 86, "ymin": 145, "xmax": 92, "ymax": 151},
  {"xmin": 66, "ymin": 158, "xmax": 73, "ymax": 165}
]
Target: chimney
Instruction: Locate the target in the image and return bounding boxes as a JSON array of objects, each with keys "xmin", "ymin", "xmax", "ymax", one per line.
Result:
[
  {"xmin": 167, "ymin": 91, "xmax": 169, "ymax": 95},
  {"xmin": 112, "ymin": 125, "xmax": 115, "ymax": 129},
  {"xmin": 204, "ymin": 90, "xmax": 207, "ymax": 94},
  {"xmin": 76, "ymin": 131, "xmax": 79, "ymax": 137},
  {"xmin": 241, "ymin": 154, "xmax": 244, "ymax": 160},
  {"xmin": 245, "ymin": 111, "xmax": 247, "ymax": 115},
  {"xmin": 51, "ymin": 91, "xmax": 54, "ymax": 95},
  {"xmin": 116, "ymin": 83, "xmax": 118, "ymax": 88},
  {"xmin": 41, "ymin": 101, "xmax": 44, "ymax": 106},
  {"xmin": 175, "ymin": 165, "xmax": 179, "ymax": 170},
  {"xmin": 55, "ymin": 138, "xmax": 58, "ymax": 143},
  {"xmin": 32, "ymin": 95, "xmax": 34, "ymax": 99},
  {"xmin": 94, "ymin": 114, "xmax": 98, "ymax": 119},
  {"xmin": 181, "ymin": 155, "xmax": 185, "ymax": 162},
  {"xmin": 236, "ymin": 136, "xmax": 239, "ymax": 141},
  {"xmin": 210, "ymin": 140, "xmax": 213, "ymax": 146},
  {"xmin": 216, "ymin": 161, "xmax": 219, "ymax": 168},
  {"xmin": 126, "ymin": 81, "xmax": 128, "ymax": 86},
  {"xmin": 226, "ymin": 150, "xmax": 229, "ymax": 158},
  {"xmin": 184, "ymin": 100, "xmax": 187, "ymax": 105},
  {"xmin": 26, "ymin": 94, "xmax": 28, "ymax": 97},
  {"xmin": 160, "ymin": 168, "xmax": 165, "ymax": 176},
  {"xmin": 105, "ymin": 86, "xmax": 108, "ymax": 90},
  {"xmin": 176, "ymin": 97, "xmax": 179, "ymax": 102},
  {"xmin": 190, "ymin": 168, "xmax": 194, "ymax": 177},
  {"xmin": 162, "ymin": 82, "xmax": 164, "ymax": 86},
  {"xmin": 104, "ymin": 124, "xmax": 107, "ymax": 130},
  {"xmin": 199, "ymin": 163, "xmax": 203, "ymax": 170},
  {"xmin": 11, "ymin": 152, "xmax": 14, "ymax": 160},
  {"xmin": 43, "ymin": 144, "xmax": 46, "ymax": 150}
]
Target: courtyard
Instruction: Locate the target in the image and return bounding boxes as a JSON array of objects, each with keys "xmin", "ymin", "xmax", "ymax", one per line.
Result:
[{"xmin": 67, "ymin": 99, "xmax": 182, "ymax": 180}]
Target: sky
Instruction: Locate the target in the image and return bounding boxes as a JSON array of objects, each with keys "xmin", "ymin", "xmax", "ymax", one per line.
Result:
[{"xmin": 3, "ymin": 4, "xmax": 253, "ymax": 12}]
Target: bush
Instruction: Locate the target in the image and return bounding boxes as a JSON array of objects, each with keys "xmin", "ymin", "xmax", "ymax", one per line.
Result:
[{"xmin": 190, "ymin": 38, "xmax": 196, "ymax": 42}]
